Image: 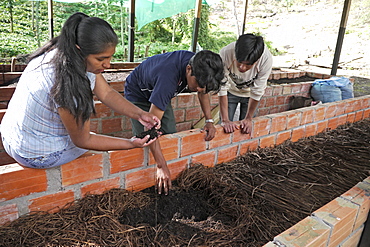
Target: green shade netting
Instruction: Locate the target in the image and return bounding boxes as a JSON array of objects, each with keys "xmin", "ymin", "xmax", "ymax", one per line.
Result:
[{"xmin": 136, "ymin": 0, "xmax": 208, "ymax": 30}]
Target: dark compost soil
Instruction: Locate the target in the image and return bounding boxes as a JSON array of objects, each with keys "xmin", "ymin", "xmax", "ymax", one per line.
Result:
[{"xmin": 1, "ymin": 119, "xmax": 370, "ymax": 247}]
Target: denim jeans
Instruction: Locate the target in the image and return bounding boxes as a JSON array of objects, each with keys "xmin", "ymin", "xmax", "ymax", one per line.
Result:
[
  {"xmin": 2, "ymin": 136, "xmax": 87, "ymax": 169},
  {"xmin": 227, "ymin": 92, "xmax": 250, "ymax": 121}
]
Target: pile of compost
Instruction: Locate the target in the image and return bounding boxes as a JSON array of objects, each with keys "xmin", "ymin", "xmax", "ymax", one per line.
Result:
[{"xmin": 1, "ymin": 119, "xmax": 370, "ymax": 246}]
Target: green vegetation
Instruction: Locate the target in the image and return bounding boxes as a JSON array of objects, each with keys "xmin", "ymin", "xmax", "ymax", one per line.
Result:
[{"xmin": 0, "ymin": 0, "xmax": 238, "ymax": 63}]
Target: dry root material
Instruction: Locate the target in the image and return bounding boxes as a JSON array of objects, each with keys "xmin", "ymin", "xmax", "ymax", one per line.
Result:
[{"xmin": 1, "ymin": 119, "xmax": 370, "ymax": 246}]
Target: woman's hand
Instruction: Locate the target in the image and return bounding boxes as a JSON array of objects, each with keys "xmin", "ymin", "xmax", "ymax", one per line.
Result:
[{"xmin": 130, "ymin": 135, "xmax": 158, "ymax": 147}]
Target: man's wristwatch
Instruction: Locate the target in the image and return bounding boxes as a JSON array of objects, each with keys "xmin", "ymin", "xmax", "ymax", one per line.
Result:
[{"xmin": 205, "ymin": 119, "xmax": 214, "ymax": 123}]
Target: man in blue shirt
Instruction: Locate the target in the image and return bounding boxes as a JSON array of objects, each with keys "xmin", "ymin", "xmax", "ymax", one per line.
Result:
[{"xmin": 124, "ymin": 50, "xmax": 225, "ymax": 195}]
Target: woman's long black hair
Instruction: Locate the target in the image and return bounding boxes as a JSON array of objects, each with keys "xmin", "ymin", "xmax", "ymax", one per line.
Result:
[{"xmin": 29, "ymin": 12, "xmax": 118, "ymax": 124}]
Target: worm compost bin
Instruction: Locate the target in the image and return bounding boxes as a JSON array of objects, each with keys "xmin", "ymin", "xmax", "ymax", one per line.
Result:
[{"xmin": 1, "ymin": 118, "xmax": 369, "ymax": 247}]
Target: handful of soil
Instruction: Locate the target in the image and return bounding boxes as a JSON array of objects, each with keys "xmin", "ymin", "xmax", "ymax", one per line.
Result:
[{"xmin": 136, "ymin": 126, "xmax": 162, "ymax": 143}]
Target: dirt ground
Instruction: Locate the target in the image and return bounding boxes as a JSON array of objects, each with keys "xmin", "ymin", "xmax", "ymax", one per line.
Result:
[{"xmin": 1, "ymin": 118, "xmax": 370, "ymax": 246}]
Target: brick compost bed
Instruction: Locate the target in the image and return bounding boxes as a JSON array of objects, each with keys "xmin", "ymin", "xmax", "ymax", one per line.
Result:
[{"xmin": 1, "ymin": 119, "xmax": 370, "ymax": 246}]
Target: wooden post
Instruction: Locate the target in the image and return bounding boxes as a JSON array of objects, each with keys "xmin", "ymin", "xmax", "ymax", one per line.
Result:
[
  {"xmin": 331, "ymin": 0, "xmax": 351, "ymax": 75},
  {"xmin": 128, "ymin": 0, "xmax": 135, "ymax": 62},
  {"xmin": 241, "ymin": 0, "xmax": 248, "ymax": 35},
  {"xmin": 191, "ymin": 0, "xmax": 202, "ymax": 53},
  {"xmin": 48, "ymin": 0, "xmax": 54, "ymax": 39}
]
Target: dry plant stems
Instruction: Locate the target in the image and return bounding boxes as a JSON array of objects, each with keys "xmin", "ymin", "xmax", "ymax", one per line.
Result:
[{"xmin": 1, "ymin": 119, "xmax": 370, "ymax": 246}]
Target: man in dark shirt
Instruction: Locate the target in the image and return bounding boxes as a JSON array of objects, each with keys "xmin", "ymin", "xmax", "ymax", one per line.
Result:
[{"xmin": 124, "ymin": 50, "xmax": 225, "ymax": 195}]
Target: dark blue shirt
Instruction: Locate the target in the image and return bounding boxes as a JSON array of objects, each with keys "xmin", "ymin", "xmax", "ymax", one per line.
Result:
[{"xmin": 124, "ymin": 50, "xmax": 194, "ymax": 111}]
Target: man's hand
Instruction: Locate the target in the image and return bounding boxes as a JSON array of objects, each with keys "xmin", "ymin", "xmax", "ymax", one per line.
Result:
[
  {"xmin": 202, "ymin": 122, "xmax": 216, "ymax": 141},
  {"xmin": 221, "ymin": 120, "xmax": 240, "ymax": 133},
  {"xmin": 138, "ymin": 112, "xmax": 161, "ymax": 130},
  {"xmin": 156, "ymin": 165, "xmax": 172, "ymax": 195},
  {"xmin": 240, "ymin": 118, "xmax": 253, "ymax": 134}
]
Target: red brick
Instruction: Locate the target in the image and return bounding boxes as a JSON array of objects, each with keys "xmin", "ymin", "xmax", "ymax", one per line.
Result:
[
  {"xmin": 313, "ymin": 197, "xmax": 358, "ymax": 247},
  {"xmin": 102, "ymin": 117, "xmax": 122, "ymax": 133},
  {"xmin": 191, "ymin": 151, "xmax": 216, "ymax": 167},
  {"xmin": 291, "ymin": 126, "xmax": 305, "ymax": 142},
  {"xmin": 291, "ymin": 83, "xmax": 302, "ymax": 93},
  {"xmin": 260, "ymin": 135, "xmax": 275, "ymax": 148},
  {"xmin": 174, "ymin": 109, "xmax": 185, "ymax": 122},
  {"xmin": 209, "ymin": 94, "xmax": 216, "ymax": 105},
  {"xmin": 346, "ymin": 112, "xmax": 356, "ymax": 123},
  {"xmin": 29, "ymin": 190, "xmax": 75, "ymax": 213},
  {"xmin": 264, "ymin": 97, "xmax": 276, "ymax": 108},
  {"xmin": 363, "ymin": 108, "xmax": 370, "ymax": 118},
  {"xmin": 90, "ymin": 119, "xmax": 100, "ymax": 133},
  {"xmin": 258, "ymin": 108, "xmax": 270, "ymax": 116},
  {"xmin": 301, "ymin": 108, "xmax": 314, "ymax": 125},
  {"xmin": 0, "ymin": 203, "xmax": 18, "ymax": 225},
  {"xmin": 126, "ymin": 167, "xmax": 156, "ymax": 192},
  {"xmin": 269, "ymin": 106, "xmax": 280, "ymax": 114},
  {"xmin": 287, "ymin": 111, "xmax": 302, "ymax": 129},
  {"xmin": 168, "ymin": 158, "xmax": 188, "ymax": 181},
  {"xmin": 176, "ymin": 122, "xmax": 192, "ymax": 132},
  {"xmin": 252, "ymin": 116, "xmax": 271, "ymax": 138},
  {"xmin": 276, "ymin": 130, "xmax": 292, "ymax": 145},
  {"xmin": 351, "ymin": 98, "xmax": 363, "ymax": 111},
  {"xmin": 239, "ymin": 139, "xmax": 259, "ymax": 155},
  {"xmin": 108, "ymin": 81, "xmax": 124, "ymax": 92},
  {"xmin": 123, "ymin": 117, "xmax": 132, "ymax": 131},
  {"xmin": 179, "ymin": 130, "xmax": 207, "ymax": 157},
  {"xmin": 280, "ymin": 72, "xmax": 288, "ymax": 79},
  {"xmin": 326, "ymin": 104, "xmax": 337, "ymax": 118},
  {"xmin": 327, "ymin": 117, "xmax": 339, "ymax": 130},
  {"xmin": 185, "ymin": 107, "xmax": 202, "ymax": 121},
  {"xmin": 61, "ymin": 153, "xmax": 103, "ymax": 186},
  {"xmin": 217, "ymin": 145, "xmax": 238, "ymax": 164},
  {"xmin": 0, "ymin": 164, "xmax": 47, "ymax": 202},
  {"xmin": 301, "ymin": 82, "xmax": 313, "ymax": 93},
  {"xmin": 272, "ymin": 85, "xmax": 283, "ymax": 96},
  {"xmin": 81, "ymin": 177, "xmax": 120, "ymax": 197},
  {"xmin": 272, "ymin": 72, "xmax": 281, "ymax": 80},
  {"xmin": 270, "ymin": 114, "xmax": 287, "ymax": 133},
  {"xmin": 305, "ymin": 123, "xmax": 317, "ymax": 137},
  {"xmin": 110, "ymin": 148, "xmax": 144, "ymax": 174},
  {"xmin": 339, "ymin": 226, "xmax": 364, "ymax": 247},
  {"xmin": 341, "ymin": 181, "xmax": 370, "ymax": 230},
  {"xmin": 275, "ymin": 216, "xmax": 330, "ymax": 247},
  {"xmin": 314, "ymin": 106, "xmax": 326, "ymax": 121},
  {"xmin": 149, "ymin": 134, "xmax": 179, "ymax": 165},
  {"xmin": 282, "ymin": 84, "xmax": 292, "ymax": 95},
  {"xmin": 94, "ymin": 102, "xmax": 112, "ymax": 118},
  {"xmin": 177, "ymin": 93, "xmax": 195, "ymax": 108},
  {"xmin": 354, "ymin": 111, "xmax": 364, "ymax": 122},
  {"xmin": 276, "ymin": 95, "xmax": 287, "ymax": 106},
  {"xmin": 337, "ymin": 115, "xmax": 347, "ymax": 127},
  {"xmin": 259, "ymin": 97, "xmax": 267, "ymax": 108},
  {"xmin": 232, "ymin": 128, "xmax": 251, "ymax": 143},
  {"xmin": 209, "ymin": 125, "xmax": 231, "ymax": 149},
  {"xmin": 335, "ymin": 101, "xmax": 346, "ymax": 116},
  {"xmin": 317, "ymin": 120, "xmax": 329, "ymax": 134}
]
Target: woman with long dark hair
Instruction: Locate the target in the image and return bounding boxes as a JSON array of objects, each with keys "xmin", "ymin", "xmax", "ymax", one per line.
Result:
[{"xmin": 0, "ymin": 13, "xmax": 160, "ymax": 169}]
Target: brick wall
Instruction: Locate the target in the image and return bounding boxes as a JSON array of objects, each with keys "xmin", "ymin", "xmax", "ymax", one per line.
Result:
[{"xmin": 1, "ymin": 72, "xmax": 369, "ymax": 246}]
